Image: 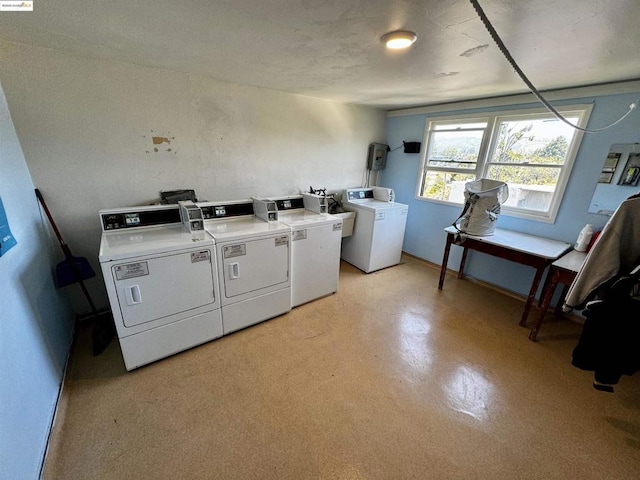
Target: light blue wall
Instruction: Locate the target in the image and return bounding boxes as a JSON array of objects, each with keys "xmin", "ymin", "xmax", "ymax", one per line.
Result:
[
  {"xmin": 381, "ymin": 91, "xmax": 640, "ymax": 297},
  {"xmin": 0, "ymin": 83, "xmax": 75, "ymax": 480}
]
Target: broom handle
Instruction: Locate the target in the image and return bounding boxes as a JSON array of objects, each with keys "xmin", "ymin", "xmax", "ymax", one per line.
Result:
[
  {"xmin": 35, "ymin": 189, "xmax": 99, "ymax": 315},
  {"xmin": 34, "ymin": 188, "xmax": 68, "ymax": 250}
]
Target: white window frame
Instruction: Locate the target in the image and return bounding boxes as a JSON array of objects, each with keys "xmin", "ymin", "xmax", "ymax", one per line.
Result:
[{"xmin": 415, "ymin": 104, "xmax": 593, "ymax": 223}]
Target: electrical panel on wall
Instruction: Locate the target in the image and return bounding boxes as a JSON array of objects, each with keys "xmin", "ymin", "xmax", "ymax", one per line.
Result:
[{"xmin": 367, "ymin": 143, "xmax": 389, "ymax": 171}]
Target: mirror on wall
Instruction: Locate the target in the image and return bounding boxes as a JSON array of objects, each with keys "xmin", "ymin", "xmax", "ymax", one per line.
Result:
[{"xmin": 588, "ymin": 143, "xmax": 640, "ymax": 215}]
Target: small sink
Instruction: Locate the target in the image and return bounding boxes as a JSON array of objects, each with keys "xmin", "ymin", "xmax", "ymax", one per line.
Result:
[{"xmin": 330, "ymin": 211, "xmax": 355, "ymax": 237}]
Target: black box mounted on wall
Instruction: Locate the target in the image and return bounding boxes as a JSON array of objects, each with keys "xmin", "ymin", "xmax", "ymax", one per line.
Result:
[{"xmin": 403, "ymin": 141, "xmax": 421, "ymax": 154}]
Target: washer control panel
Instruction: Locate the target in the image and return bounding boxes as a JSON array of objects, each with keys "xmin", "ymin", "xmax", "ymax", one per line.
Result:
[{"xmin": 100, "ymin": 207, "xmax": 181, "ymax": 230}]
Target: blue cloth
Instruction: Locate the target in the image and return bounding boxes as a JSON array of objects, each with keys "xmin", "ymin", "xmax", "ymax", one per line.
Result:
[{"xmin": 0, "ymin": 196, "xmax": 17, "ymax": 257}]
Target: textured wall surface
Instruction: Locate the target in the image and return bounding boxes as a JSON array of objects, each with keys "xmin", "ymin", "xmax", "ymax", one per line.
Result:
[{"xmin": 0, "ymin": 39, "xmax": 385, "ymax": 311}]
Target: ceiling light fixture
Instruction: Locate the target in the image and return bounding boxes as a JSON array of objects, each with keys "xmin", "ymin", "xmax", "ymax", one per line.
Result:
[{"xmin": 381, "ymin": 30, "xmax": 417, "ymax": 49}]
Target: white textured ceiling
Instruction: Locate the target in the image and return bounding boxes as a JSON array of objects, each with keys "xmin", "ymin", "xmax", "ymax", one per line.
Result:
[{"xmin": 1, "ymin": 0, "xmax": 639, "ymax": 109}]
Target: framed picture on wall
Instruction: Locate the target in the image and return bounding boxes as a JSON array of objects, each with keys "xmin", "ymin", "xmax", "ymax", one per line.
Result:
[
  {"xmin": 602, "ymin": 152, "xmax": 621, "ymax": 172},
  {"xmin": 598, "ymin": 152, "xmax": 621, "ymax": 183},
  {"xmin": 618, "ymin": 154, "xmax": 640, "ymax": 186},
  {"xmin": 598, "ymin": 171, "xmax": 614, "ymax": 184}
]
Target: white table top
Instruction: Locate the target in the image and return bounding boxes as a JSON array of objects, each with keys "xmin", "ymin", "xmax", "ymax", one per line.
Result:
[
  {"xmin": 551, "ymin": 249, "xmax": 587, "ymax": 272},
  {"xmin": 444, "ymin": 226, "xmax": 572, "ymax": 260}
]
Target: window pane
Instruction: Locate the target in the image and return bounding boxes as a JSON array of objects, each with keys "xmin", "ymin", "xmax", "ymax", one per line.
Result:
[
  {"xmin": 491, "ymin": 117, "xmax": 577, "ymax": 165},
  {"xmin": 421, "ymin": 171, "xmax": 476, "ymax": 202},
  {"xmin": 418, "ymin": 106, "xmax": 589, "ymax": 221},
  {"xmin": 428, "ymin": 130, "xmax": 484, "ymax": 169},
  {"xmin": 486, "ymin": 165, "xmax": 560, "ymax": 212},
  {"xmin": 434, "ymin": 122, "xmax": 487, "ymax": 130}
]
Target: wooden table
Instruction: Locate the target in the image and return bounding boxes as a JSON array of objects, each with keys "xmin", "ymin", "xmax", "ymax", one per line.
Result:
[
  {"xmin": 528, "ymin": 250, "xmax": 587, "ymax": 341},
  {"xmin": 439, "ymin": 226, "xmax": 572, "ymax": 327}
]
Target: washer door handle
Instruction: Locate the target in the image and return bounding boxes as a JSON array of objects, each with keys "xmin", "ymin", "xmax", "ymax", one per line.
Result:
[
  {"xmin": 229, "ymin": 262, "xmax": 240, "ymax": 279},
  {"xmin": 125, "ymin": 285, "xmax": 142, "ymax": 305}
]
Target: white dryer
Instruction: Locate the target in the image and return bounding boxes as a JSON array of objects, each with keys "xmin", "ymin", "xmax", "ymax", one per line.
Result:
[
  {"xmin": 99, "ymin": 205, "xmax": 223, "ymax": 371},
  {"xmin": 200, "ymin": 200, "xmax": 292, "ymax": 335},
  {"xmin": 340, "ymin": 187, "xmax": 409, "ymax": 273},
  {"xmin": 268, "ymin": 195, "xmax": 343, "ymax": 307}
]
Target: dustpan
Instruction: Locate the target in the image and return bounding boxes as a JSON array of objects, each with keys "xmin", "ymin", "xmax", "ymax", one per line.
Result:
[
  {"xmin": 34, "ymin": 189, "xmax": 96, "ymax": 287},
  {"xmin": 55, "ymin": 257, "xmax": 96, "ymax": 288}
]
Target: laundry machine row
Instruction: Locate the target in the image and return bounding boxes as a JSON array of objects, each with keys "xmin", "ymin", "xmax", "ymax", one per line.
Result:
[
  {"xmin": 99, "ymin": 192, "xmax": 353, "ymax": 371},
  {"xmin": 99, "ymin": 199, "xmax": 292, "ymax": 371}
]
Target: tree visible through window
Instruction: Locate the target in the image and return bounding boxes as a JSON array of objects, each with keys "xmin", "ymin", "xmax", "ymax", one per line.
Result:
[{"xmin": 417, "ymin": 105, "xmax": 592, "ymax": 222}]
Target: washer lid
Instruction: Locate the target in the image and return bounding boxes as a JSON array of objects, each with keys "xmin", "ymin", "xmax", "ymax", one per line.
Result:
[
  {"xmin": 205, "ymin": 216, "xmax": 291, "ymax": 242},
  {"xmin": 99, "ymin": 225, "xmax": 214, "ymax": 262},
  {"xmin": 343, "ymin": 198, "xmax": 408, "ymax": 212},
  {"xmin": 276, "ymin": 209, "xmax": 338, "ymax": 227}
]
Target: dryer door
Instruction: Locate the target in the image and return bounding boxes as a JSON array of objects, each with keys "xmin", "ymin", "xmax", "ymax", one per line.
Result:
[
  {"xmin": 112, "ymin": 248, "xmax": 217, "ymax": 327},
  {"xmin": 221, "ymin": 234, "xmax": 290, "ymax": 299}
]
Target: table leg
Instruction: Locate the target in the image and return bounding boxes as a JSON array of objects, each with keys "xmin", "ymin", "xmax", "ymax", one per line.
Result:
[
  {"xmin": 537, "ymin": 268, "xmax": 553, "ymax": 308},
  {"xmin": 529, "ymin": 268, "xmax": 560, "ymax": 341},
  {"xmin": 438, "ymin": 233, "xmax": 454, "ymax": 290},
  {"xmin": 519, "ymin": 265, "xmax": 546, "ymax": 327},
  {"xmin": 458, "ymin": 248, "xmax": 468, "ymax": 280},
  {"xmin": 554, "ymin": 284, "xmax": 569, "ymax": 315}
]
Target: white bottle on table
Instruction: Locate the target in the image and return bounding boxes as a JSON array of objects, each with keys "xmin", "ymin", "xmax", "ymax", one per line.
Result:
[{"xmin": 574, "ymin": 224, "xmax": 594, "ymax": 252}]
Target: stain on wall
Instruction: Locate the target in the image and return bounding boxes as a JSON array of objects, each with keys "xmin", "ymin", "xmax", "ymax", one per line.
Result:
[
  {"xmin": 143, "ymin": 131, "xmax": 177, "ymax": 155},
  {"xmin": 152, "ymin": 136, "xmax": 172, "ymax": 145}
]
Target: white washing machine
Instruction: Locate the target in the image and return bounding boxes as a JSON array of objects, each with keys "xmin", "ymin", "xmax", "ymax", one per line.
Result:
[
  {"xmin": 98, "ymin": 205, "xmax": 223, "ymax": 371},
  {"xmin": 267, "ymin": 195, "xmax": 343, "ymax": 307},
  {"xmin": 340, "ymin": 187, "xmax": 409, "ymax": 273},
  {"xmin": 200, "ymin": 200, "xmax": 292, "ymax": 335}
]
